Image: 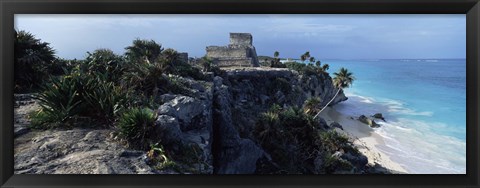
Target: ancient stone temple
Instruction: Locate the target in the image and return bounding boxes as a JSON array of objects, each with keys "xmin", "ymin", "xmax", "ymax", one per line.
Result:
[{"xmin": 206, "ymin": 33, "xmax": 260, "ymax": 67}]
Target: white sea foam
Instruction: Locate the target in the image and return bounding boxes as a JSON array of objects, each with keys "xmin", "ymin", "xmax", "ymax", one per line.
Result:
[
  {"xmin": 335, "ymin": 92, "xmax": 466, "ymax": 174},
  {"xmin": 375, "ymin": 119, "xmax": 466, "ymax": 174}
]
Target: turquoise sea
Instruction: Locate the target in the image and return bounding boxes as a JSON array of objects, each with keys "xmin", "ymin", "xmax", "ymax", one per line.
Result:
[{"xmin": 323, "ymin": 59, "xmax": 466, "ymax": 174}]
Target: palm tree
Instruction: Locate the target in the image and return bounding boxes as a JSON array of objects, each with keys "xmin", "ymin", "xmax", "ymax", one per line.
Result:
[
  {"xmin": 313, "ymin": 68, "xmax": 355, "ymax": 119},
  {"xmin": 125, "ymin": 39, "xmax": 163, "ymax": 64},
  {"xmin": 309, "ymin": 57, "xmax": 315, "ymax": 64},
  {"xmin": 315, "ymin": 60, "xmax": 321, "ymax": 67},
  {"xmin": 322, "ymin": 64, "xmax": 330, "ymax": 71},
  {"xmin": 201, "ymin": 56, "xmax": 214, "ymax": 72},
  {"xmin": 274, "ymin": 51, "xmax": 280, "ymax": 58},
  {"xmin": 161, "ymin": 48, "xmax": 179, "ymax": 72},
  {"xmin": 15, "ymin": 30, "xmax": 56, "ymax": 92},
  {"xmin": 300, "ymin": 51, "xmax": 310, "ymax": 63}
]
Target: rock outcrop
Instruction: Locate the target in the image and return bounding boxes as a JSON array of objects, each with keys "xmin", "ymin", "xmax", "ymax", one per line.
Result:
[
  {"xmin": 14, "ymin": 66, "xmax": 351, "ymax": 174},
  {"xmin": 155, "ymin": 79, "xmax": 214, "ymax": 174},
  {"xmin": 358, "ymin": 115, "xmax": 380, "ymax": 128},
  {"xmin": 211, "ymin": 76, "xmax": 264, "ymax": 174},
  {"xmin": 14, "ymin": 128, "xmax": 160, "ymax": 174}
]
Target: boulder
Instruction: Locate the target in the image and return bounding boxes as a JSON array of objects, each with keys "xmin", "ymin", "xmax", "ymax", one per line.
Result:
[
  {"xmin": 341, "ymin": 152, "xmax": 368, "ymax": 169},
  {"xmin": 358, "ymin": 115, "xmax": 380, "ymax": 128},
  {"xmin": 154, "ymin": 115, "xmax": 183, "ymax": 146},
  {"xmin": 330, "ymin": 122, "xmax": 344, "ymax": 130},
  {"xmin": 372, "ymin": 113, "xmax": 386, "ymax": 122},
  {"xmin": 158, "ymin": 95, "xmax": 206, "ymax": 131}
]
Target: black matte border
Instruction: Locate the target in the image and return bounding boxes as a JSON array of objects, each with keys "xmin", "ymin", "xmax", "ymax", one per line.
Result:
[{"xmin": 1, "ymin": 0, "xmax": 479, "ymax": 188}]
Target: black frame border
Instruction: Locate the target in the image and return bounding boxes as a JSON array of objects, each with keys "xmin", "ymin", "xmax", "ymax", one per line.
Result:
[{"xmin": 1, "ymin": 0, "xmax": 479, "ymax": 187}]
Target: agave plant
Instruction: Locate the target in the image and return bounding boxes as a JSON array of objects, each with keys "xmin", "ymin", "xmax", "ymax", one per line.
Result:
[
  {"xmin": 117, "ymin": 107, "xmax": 157, "ymax": 149},
  {"xmin": 31, "ymin": 76, "xmax": 83, "ymax": 128}
]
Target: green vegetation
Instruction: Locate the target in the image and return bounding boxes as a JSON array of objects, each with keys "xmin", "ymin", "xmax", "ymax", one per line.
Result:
[
  {"xmin": 117, "ymin": 108, "xmax": 157, "ymax": 150},
  {"xmin": 253, "ymin": 104, "xmax": 359, "ymax": 174},
  {"xmin": 16, "ymin": 31, "xmax": 209, "ymax": 155},
  {"xmin": 15, "ymin": 30, "xmax": 56, "ymax": 93},
  {"xmin": 303, "ymin": 97, "xmax": 322, "ymax": 115}
]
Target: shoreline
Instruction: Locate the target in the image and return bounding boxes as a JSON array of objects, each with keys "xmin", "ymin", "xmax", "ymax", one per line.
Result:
[{"xmin": 319, "ymin": 107, "xmax": 408, "ymax": 174}]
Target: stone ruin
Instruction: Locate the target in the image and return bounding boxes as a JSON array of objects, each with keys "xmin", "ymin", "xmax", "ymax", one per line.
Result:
[{"xmin": 206, "ymin": 33, "xmax": 260, "ymax": 67}]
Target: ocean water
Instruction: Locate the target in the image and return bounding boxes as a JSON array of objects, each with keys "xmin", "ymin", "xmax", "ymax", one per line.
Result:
[{"xmin": 322, "ymin": 59, "xmax": 466, "ymax": 174}]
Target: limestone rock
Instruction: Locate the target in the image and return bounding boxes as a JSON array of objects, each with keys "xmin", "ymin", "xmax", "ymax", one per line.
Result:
[
  {"xmin": 212, "ymin": 76, "xmax": 263, "ymax": 174},
  {"xmin": 14, "ymin": 129, "xmax": 159, "ymax": 174}
]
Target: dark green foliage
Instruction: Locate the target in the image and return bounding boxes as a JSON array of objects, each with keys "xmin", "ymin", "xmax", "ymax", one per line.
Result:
[
  {"xmin": 254, "ymin": 104, "xmax": 361, "ymax": 174},
  {"xmin": 83, "ymin": 49, "xmax": 126, "ymax": 83},
  {"xmin": 125, "ymin": 39, "xmax": 163, "ymax": 63},
  {"xmin": 15, "ymin": 30, "xmax": 56, "ymax": 92},
  {"xmin": 31, "ymin": 76, "xmax": 83, "ymax": 128},
  {"xmin": 285, "ymin": 61, "xmax": 325, "ymax": 76},
  {"xmin": 117, "ymin": 108, "xmax": 157, "ymax": 150},
  {"xmin": 175, "ymin": 62, "xmax": 205, "ymax": 80},
  {"xmin": 82, "ymin": 76, "xmax": 129, "ymax": 122},
  {"xmin": 319, "ymin": 130, "xmax": 350, "ymax": 152},
  {"xmin": 303, "ymin": 97, "xmax": 322, "ymax": 115},
  {"xmin": 333, "ymin": 67, "xmax": 356, "ymax": 88},
  {"xmin": 253, "ymin": 106, "xmax": 321, "ymax": 173},
  {"xmin": 122, "ymin": 60, "xmax": 167, "ymax": 97},
  {"xmin": 269, "ymin": 51, "xmax": 287, "ymax": 68}
]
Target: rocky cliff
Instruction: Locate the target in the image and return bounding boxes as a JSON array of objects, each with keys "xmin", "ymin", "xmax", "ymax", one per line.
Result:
[{"xmin": 14, "ymin": 67, "xmax": 351, "ymax": 174}]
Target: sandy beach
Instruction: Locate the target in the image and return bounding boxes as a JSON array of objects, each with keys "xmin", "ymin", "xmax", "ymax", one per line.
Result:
[{"xmin": 319, "ymin": 107, "xmax": 408, "ymax": 173}]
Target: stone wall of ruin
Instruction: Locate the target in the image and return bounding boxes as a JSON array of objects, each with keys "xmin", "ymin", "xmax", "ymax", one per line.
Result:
[
  {"xmin": 229, "ymin": 33, "xmax": 252, "ymax": 46},
  {"xmin": 206, "ymin": 46, "xmax": 249, "ymax": 58}
]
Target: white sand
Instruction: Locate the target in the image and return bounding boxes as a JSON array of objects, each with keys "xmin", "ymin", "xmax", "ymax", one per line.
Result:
[{"xmin": 319, "ymin": 107, "xmax": 408, "ymax": 173}]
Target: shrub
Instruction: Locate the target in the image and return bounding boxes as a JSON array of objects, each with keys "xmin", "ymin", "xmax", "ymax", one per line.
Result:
[
  {"xmin": 253, "ymin": 105, "xmax": 320, "ymax": 173},
  {"xmin": 303, "ymin": 97, "xmax": 322, "ymax": 115},
  {"xmin": 31, "ymin": 76, "xmax": 83, "ymax": 128},
  {"xmin": 82, "ymin": 76, "xmax": 129, "ymax": 122},
  {"xmin": 117, "ymin": 108, "xmax": 157, "ymax": 150},
  {"xmin": 319, "ymin": 130, "xmax": 350, "ymax": 153},
  {"xmin": 14, "ymin": 30, "xmax": 56, "ymax": 92},
  {"xmin": 83, "ymin": 49, "xmax": 126, "ymax": 83},
  {"xmin": 147, "ymin": 143, "xmax": 177, "ymax": 170},
  {"xmin": 122, "ymin": 60, "xmax": 167, "ymax": 96}
]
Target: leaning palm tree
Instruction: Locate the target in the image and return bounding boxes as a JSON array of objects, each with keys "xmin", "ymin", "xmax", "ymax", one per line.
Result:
[
  {"xmin": 313, "ymin": 68, "xmax": 355, "ymax": 119},
  {"xmin": 315, "ymin": 60, "xmax": 321, "ymax": 67}
]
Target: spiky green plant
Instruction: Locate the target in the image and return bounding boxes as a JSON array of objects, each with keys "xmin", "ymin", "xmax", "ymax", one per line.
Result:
[
  {"xmin": 31, "ymin": 76, "xmax": 83, "ymax": 128},
  {"xmin": 117, "ymin": 108, "xmax": 157, "ymax": 149},
  {"xmin": 82, "ymin": 75, "xmax": 128, "ymax": 122}
]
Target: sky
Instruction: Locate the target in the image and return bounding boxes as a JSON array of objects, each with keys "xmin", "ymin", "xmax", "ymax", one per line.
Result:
[{"xmin": 14, "ymin": 14, "xmax": 466, "ymax": 60}]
